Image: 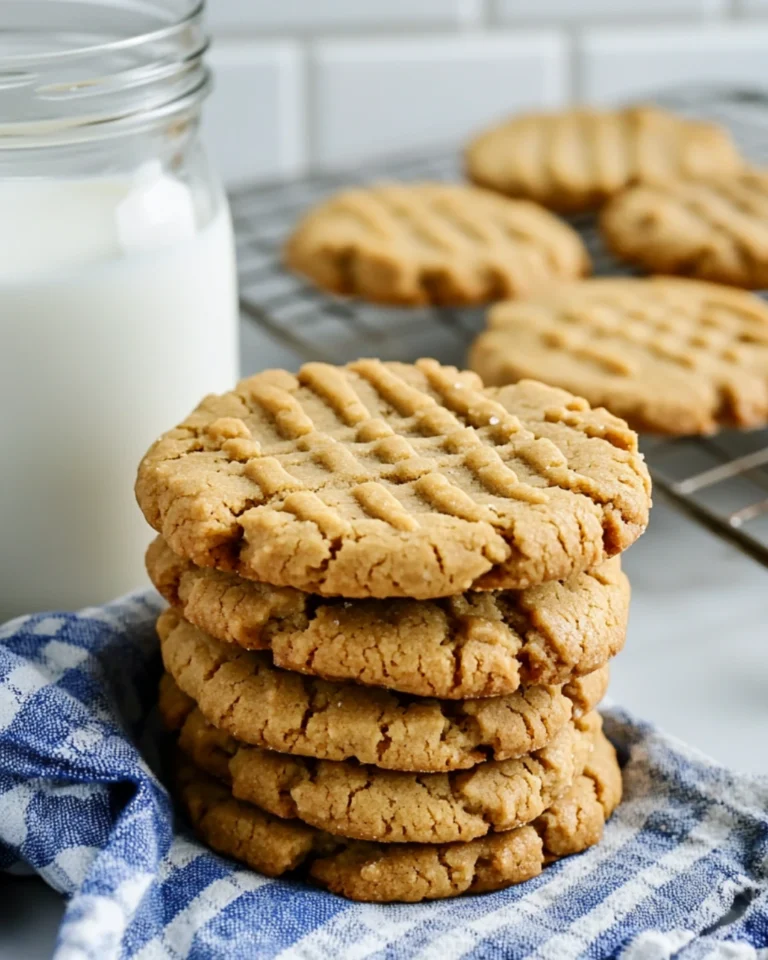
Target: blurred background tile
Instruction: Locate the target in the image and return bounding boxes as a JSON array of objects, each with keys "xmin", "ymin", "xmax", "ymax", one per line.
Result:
[
  {"xmin": 495, "ymin": 0, "xmax": 725, "ymax": 21},
  {"xmin": 201, "ymin": 0, "xmax": 768, "ymax": 185},
  {"xmin": 736, "ymin": 0, "xmax": 768, "ymax": 13},
  {"xmin": 580, "ymin": 25, "xmax": 768, "ymax": 103},
  {"xmin": 203, "ymin": 42, "xmax": 305, "ymax": 184},
  {"xmin": 309, "ymin": 34, "xmax": 566, "ymax": 168},
  {"xmin": 206, "ymin": 0, "xmax": 483, "ymax": 31}
]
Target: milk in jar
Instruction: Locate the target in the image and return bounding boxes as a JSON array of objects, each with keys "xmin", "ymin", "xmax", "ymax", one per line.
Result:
[
  {"xmin": 0, "ymin": 0, "xmax": 239, "ymax": 621},
  {"xmin": 0, "ymin": 175, "xmax": 238, "ymax": 619}
]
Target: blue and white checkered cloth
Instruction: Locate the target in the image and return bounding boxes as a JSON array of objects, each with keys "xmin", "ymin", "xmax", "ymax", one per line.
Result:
[{"xmin": 1, "ymin": 593, "xmax": 767, "ymax": 960}]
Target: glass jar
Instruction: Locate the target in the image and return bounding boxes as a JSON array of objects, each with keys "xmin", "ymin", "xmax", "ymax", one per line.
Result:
[{"xmin": 0, "ymin": 0, "xmax": 240, "ymax": 622}]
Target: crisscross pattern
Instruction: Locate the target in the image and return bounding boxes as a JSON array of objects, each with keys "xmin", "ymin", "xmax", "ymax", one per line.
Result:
[
  {"xmin": 283, "ymin": 182, "xmax": 589, "ymax": 304},
  {"xmin": 471, "ymin": 277, "xmax": 768, "ymax": 435},
  {"xmin": 136, "ymin": 359, "xmax": 650, "ymax": 598},
  {"xmin": 466, "ymin": 105, "xmax": 743, "ymax": 213},
  {"xmin": 602, "ymin": 171, "xmax": 768, "ymax": 291}
]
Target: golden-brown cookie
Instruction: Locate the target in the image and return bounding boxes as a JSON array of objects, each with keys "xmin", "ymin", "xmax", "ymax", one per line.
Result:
[
  {"xmin": 173, "ymin": 728, "xmax": 622, "ymax": 901},
  {"xmin": 283, "ymin": 182, "xmax": 589, "ymax": 305},
  {"xmin": 148, "ymin": 537, "xmax": 628, "ymax": 699},
  {"xmin": 136, "ymin": 359, "xmax": 651, "ymax": 599},
  {"xmin": 158, "ymin": 612, "xmax": 609, "ymax": 772},
  {"xmin": 470, "ymin": 276, "xmax": 768, "ymax": 436},
  {"xmin": 161, "ymin": 674, "xmax": 601, "ymax": 843},
  {"xmin": 601, "ymin": 171, "xmax": 768, "ymax": 290},
  {"xmin": 466, "ymin": 105, "xmax": 742, "ymax": 213}
]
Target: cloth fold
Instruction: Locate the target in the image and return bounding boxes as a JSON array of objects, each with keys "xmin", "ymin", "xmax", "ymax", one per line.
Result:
[{"xmin": 0, "ymin": 594, "xmax": 766, "ymax": 960}]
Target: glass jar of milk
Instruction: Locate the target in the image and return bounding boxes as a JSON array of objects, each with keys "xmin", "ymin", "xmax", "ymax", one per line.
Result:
[{"xmin": 0, "ymin": 1, "xmax": 240, "ymax": 622}]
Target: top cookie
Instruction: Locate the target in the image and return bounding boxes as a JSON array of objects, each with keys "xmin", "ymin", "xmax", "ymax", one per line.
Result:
[
  {"xmin": 470, "ymin": 277, "xmax": 768, "ymax": 436},
  {"xmin": 136, "ymin": 359, "xmax": 651, "ymax": 598},
  {"xmin": 466, "ymin": 105, "xmax": 742, "ymax": 214},
  {"xmin": 284, "ymin": 182, "xmax": 589, "ymax": 305},
  {"xmin": 601, "ymin": 170, "xmax": 768, "ymax": 289}
]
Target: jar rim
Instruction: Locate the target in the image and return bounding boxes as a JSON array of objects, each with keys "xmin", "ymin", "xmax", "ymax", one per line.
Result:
[
  {"xmin": 0, "ymin": 0, "xmax": 210, "ymax": 146},
  {"xmin": 0, "ymin": 0, "xmax": 205, "ymax": 68}
]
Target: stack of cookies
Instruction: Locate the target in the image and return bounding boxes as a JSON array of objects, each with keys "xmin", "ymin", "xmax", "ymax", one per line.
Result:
[{"xmin": 136, "ymin": 358, "xmax": 652, "ymax": 902}]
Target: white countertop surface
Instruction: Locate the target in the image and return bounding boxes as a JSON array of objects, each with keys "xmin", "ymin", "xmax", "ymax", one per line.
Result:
[{"xmin": 2, "ymin": 328, "xmax": 767, "ymax": 958}]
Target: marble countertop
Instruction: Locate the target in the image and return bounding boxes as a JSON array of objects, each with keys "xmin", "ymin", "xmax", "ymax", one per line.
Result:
[{"xmin": 2, "ymin": 327, "xmax": 767, "ymax": 958}]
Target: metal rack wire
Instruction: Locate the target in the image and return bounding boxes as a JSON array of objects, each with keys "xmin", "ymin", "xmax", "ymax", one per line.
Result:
[{"xmin": 229, "ymin": 87, "xmax": 768, "ymax": 569}]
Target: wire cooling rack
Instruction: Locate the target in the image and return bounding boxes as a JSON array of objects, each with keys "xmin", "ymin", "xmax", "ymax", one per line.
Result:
[{"xmin": 229, "ymin": 87, "xmax": 768, "ymax": 569}]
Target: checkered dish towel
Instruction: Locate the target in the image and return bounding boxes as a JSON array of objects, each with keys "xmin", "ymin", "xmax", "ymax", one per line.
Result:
[{"xmin": 1, "ymin": 594, "xmax": 767, "ymax": 960}]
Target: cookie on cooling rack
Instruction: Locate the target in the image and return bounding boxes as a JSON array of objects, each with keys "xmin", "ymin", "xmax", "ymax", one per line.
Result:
[
  {"xmin": 465, "ymin": 105, "xmax": 742, "ymax": 214},
  {"xmin": 283, "ymin": 182, "xmax": 589, "ymax": 305},
  {"xmin": 469, "ymin": 277, "xmax": 768, "ymax": 436},
  {"xmin": 601, "ymin": 170, "xmax": 768, "ymax": 289}
]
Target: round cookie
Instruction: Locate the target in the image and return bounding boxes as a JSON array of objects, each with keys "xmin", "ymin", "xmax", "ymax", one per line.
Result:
[
  {"xmin": 148, "ymin": 537, "xmax": 628, "ymax": 699},
  {"xmin": 173, "ymin": 729, "xmax": 622, "ymax": 902},
  {"xmin": 161, "ymin": 675, "xmax": 602, "ymax": 844},
  {"xmin": 466, "ymin": 105, "xmax": 742, "ymax": 214},
  {"xmin": 136, "ymin": 359, "xmax": 651, "ymax": 598},
  {"xmin": 283, "ymin": 182, "xmax": 589, "ymax": 305},
  {"xmin": 601, "ymin": 171, "xmax": 768, "ymax": 290},
  {"xmin": 470, "ymin": 277, "xmax": 768, "ymax": 436},
  {"xmin": 158, "ymin": 610, "xmax": 609, "ymax": 772}
]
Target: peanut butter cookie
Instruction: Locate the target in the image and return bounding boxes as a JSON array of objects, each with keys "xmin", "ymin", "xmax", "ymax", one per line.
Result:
[
  {"xmin": 466, "ymin": 105, "xmax": 742, "ymax": 213},
  {"xmin": 172, "ymin": 728, "xmax": 621, "ymax": 901},
  {"xmin": 284, "ymin": 182, "xmax": 589, "ymax": 305},
  {"xmin": 470, "ymin": 276, "xmax": 768, "ymax": 435},
  {"xmin": 161, "ymin": 674, "xmax": 602, "ymax": 843},
  {"xmin": 136, "ymin": 359, "xmax": 651, "ymax": 598},
  {"xmin": 159, "ymin": 612, "xmax": 608, "ymax": 772},
  {"xmin": 601, "ymin": 170, "xmax": 768, "ymax": 290},
  {"xmin": 148, "ymin": 537, "xmax": 628, "ymax": 699}
]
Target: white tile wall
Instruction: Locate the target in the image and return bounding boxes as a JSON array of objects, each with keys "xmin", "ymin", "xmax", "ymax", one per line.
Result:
[
  {"xmin": 580, "ymin": 26, "xmax": 768, "ymax": 104},
  {"xmin": 206, "ymin": 0, "xmax": 482, "ymax": 31},
  {"xmin": 199, "ymin": 0, "xmax": 768, "ymax": 185},
  {"xmin": 495, "ymin": 0, "xmax": 724, "ymax": 20},
  {"xmin": 204, "ymin": 42, "xmax": 304, "ymax": 185},
  {"xmin": 311, "ymin": 35, "xmax": 566, "ymax": 168}
]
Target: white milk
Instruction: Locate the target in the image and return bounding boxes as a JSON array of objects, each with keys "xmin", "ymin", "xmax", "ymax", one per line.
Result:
[{"xmin": 0, "ymin": 175, "xmax": 239, "ymax": 621}]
